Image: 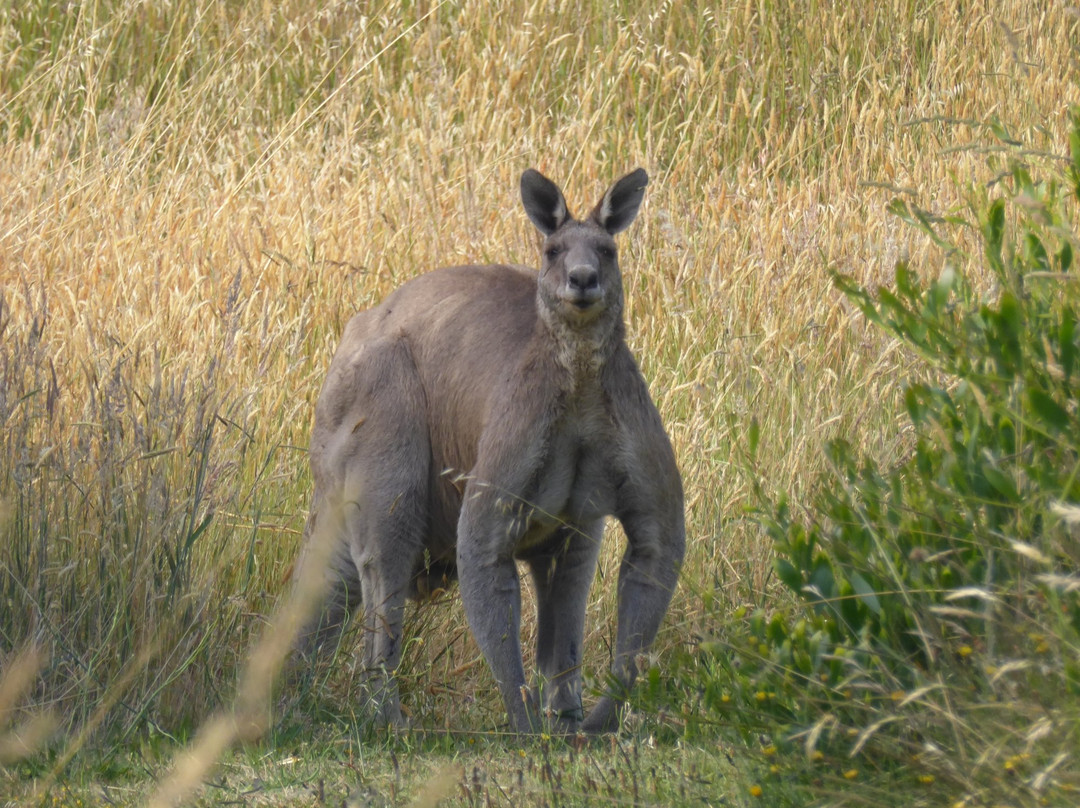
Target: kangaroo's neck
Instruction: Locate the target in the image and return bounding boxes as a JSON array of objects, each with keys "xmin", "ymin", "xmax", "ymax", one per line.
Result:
[{"xmin": 536, "ymin": 298, "xmax": 625, "ymax": 390}]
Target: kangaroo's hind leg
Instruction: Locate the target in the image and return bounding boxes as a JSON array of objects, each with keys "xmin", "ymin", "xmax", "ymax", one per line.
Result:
[
  {"xmin": 281, "ymin": 490, "xmax": 365, "ymax": 725},
  {"xmin": 293, "ymin": 494, "xmax": 365, "ymax": 659},
  {"xmin": 326, "ymin": 337, "xmax": 432, "ymax": 726},
  {"xmin": 344, "ymin": 481, "xmax": 429, "ymax": 727}
]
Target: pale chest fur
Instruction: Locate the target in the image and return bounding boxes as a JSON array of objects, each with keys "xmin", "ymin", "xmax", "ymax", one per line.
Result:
[{"xmin": 512, "ymin": 383, "xmax": 620, "ymax": 552}]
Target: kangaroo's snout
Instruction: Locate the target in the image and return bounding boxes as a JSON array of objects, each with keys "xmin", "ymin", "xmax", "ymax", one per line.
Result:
[
  {"xmin": 567, "ymin": 264, "xmax": 600, "ymax": 293},
  {"xmin": 570, "ymin": 266, "xmax": 604, "ymax": 298},
  {"xmin": 561, "ymin": 261, "xmax": 604, "ymax": 311}
]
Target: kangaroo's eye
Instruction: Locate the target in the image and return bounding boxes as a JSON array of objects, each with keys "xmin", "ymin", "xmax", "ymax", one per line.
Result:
[
  {"xmin": 598, "ymin": 245, "xmax": 616, "ymax": 259},
  {"xmin": 545, "ymin": 246, "xmax": 562, "ymax": 261}
]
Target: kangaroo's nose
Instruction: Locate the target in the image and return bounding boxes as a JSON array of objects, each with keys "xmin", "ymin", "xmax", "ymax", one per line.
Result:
[{"xmin": 567, "ymin": 265, "xmax": 599, "ymax": 292}]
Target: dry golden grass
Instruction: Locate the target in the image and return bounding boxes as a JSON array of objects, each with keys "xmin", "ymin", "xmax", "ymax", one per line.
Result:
[{"xmin": 1, "ymin": 0, "xmax": 1079, "ymax": 802}]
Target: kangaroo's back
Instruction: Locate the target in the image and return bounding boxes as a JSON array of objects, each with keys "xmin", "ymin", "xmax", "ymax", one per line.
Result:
[{"xmin": 314, "ymin": 263, "xmax": 545, "ymax": 485}]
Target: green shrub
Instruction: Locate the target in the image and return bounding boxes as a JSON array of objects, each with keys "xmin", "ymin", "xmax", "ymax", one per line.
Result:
[{"xmin": 661, "ymin": 112, "xmax": 1080, "ymax": 806}]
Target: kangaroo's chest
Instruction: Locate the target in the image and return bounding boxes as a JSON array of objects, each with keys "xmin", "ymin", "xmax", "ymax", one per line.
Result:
[{"xmin": 518, "ymin": 396, "xmax": 619, "ymax": 541}]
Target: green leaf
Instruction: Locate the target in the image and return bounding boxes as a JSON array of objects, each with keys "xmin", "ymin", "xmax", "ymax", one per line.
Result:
[
  {"xmin": 904, "ymin": 385, "xmax": 928, "ymax": 425},
  {"xmin": 848, "ymin": 571, "xmax": 882, "ymax": 616},
  {"xmin": 1071, "ymin": 108, "xmax": 1080, "ymax": 200},
  {"xmin": 1028, "ymin": 389, "xmax": 1070, "ymax": 432},
  {"xmin": 983, "ymin": 199, "xmax": 1006, "ymax": 275},
  {"xmin": 983, "ymin": 463, "xmax": 1019, "ymax": 502},
  {"xmin": 748, "ymin": 416, "xmax": 760, "ymax": 459},
  {"xmin": 809, "ymin": 559, "xmax": 836, "ymax": 600},
  {"xmin": 979, "ymin": 293, "xmax": 1023, "ymax": 377},
  {"xmin": 989, "ymin": 116, "xmax": 1022, "ymax": 146},
  {"xmin": 1060, "ymin": 307, "xmax": 1076, "ymax": 380},
  {"xmin": 877, "ymin": 287, "xmax": 910, "ymax": 322},
  {"xmin": 895, "ymin": 261, "xmax": 920, "ymax": 300},
  {"xmin": 767, "ymin": 613, "xmax": 788, "ymax": 643},
  {"xmin": 1024, "ymin": 233, "xmax": 1049, "ymax": 273},
  {"xmin": 647, "ymin": 664, "xmax": 661, "ymax": 699},
  {"xmin": 832, "ymin": 270, "xmax": 882, "ymax": 325},
  {"xmin": 1011, "ymin": 163, "xmax": 1035, "ymax": 194},
  {"xmin": 887, "ymin": 197, "xmax": 917, "ymax": 226},
  {"xmin": 999, "ymin": 291, "xmax": 1022, "ymax": 332},
  {"xmin": 930, "ymin": 264, "xmax": 956, "ymax": 310},
  {"xmin": 887, "ymin": 199, "xmax": 949, "ymax": 248},
  {"xmin": 838, "ymin": 579, "xmax": 863, "ymax": 630},
  {"xmin": 774, "ymin": 557, "xmax": 802, "ymax": 594},
  {"xmin": 998, "ymin": 415, "xmax": 1017, "ymax": 455}
]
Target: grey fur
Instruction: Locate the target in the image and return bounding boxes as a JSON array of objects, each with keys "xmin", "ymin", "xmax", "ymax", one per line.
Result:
[{"xmin": 294, "ymin": 168, "xmax": 685, "ymax": 734}]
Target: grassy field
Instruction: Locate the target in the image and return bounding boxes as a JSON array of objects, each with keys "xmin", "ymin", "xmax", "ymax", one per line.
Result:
[{"xmin": 2, "ymin": 0, "xmax": 1079, "ymax": 804}]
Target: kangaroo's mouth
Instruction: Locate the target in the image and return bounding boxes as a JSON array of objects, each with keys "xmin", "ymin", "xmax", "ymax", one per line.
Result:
[
  {"xmin": 560, "ymin": 288, "xmax": 604, "ymax": 311},
  {"xmin": 565, "ymin": 297, "xmax": 605, "ymax": 318}
]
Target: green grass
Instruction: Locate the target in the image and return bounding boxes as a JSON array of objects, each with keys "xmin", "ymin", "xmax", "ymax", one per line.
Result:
[
  {"xmin": 2, "ymin": 0, "xmax": 1079, "ymax": 804},
  {"xmin": 5, "ymin": 729, "xmax": 764, "ymax": 807}
]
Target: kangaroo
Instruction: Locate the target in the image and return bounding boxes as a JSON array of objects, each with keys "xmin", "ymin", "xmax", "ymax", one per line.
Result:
[{"xmin": 293, "ymin": 168, "xmax": 685, "ymax": 734}]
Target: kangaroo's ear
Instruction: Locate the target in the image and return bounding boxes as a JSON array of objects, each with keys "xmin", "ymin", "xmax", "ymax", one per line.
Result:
[
  {"xmin": 521, "ymin": 169, "xmax": 570, "ymax": 236},
  {"xmin": 590, "ymin": 168, "xmax": 648, "ymax": 235}
]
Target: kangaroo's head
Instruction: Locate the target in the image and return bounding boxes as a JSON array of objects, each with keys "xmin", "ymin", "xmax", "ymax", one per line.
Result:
[{"xmin": 521, "ymin": 168, "xmax": 648, "ymax": 335}]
